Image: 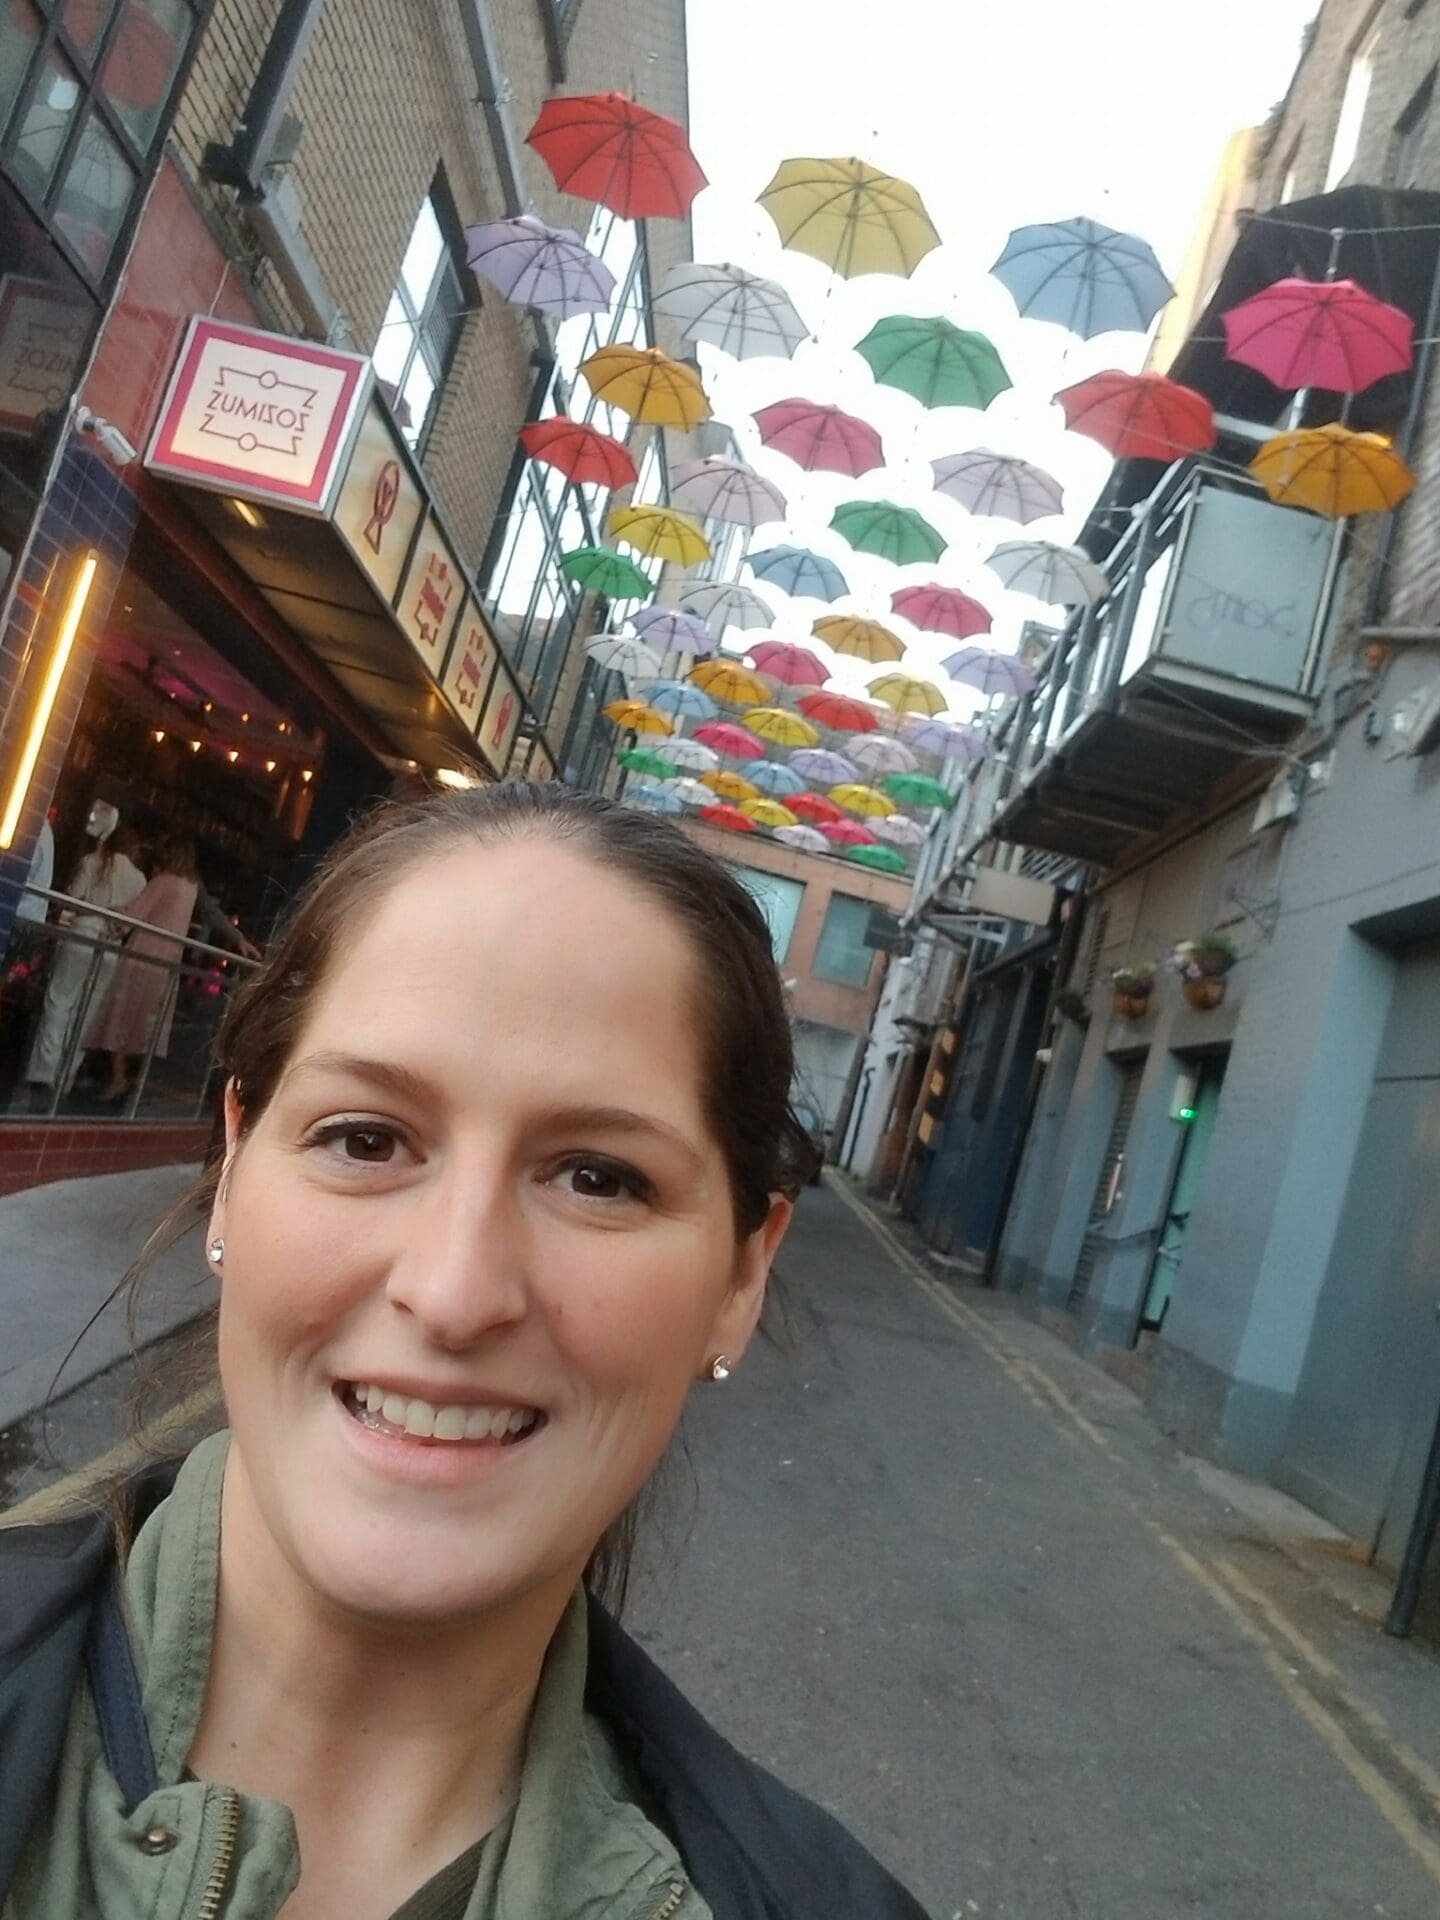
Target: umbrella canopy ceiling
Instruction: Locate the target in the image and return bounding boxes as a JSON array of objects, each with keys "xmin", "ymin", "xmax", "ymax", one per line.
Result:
[
  {"xmin": 561, "ymin": 546, "xmax": 655, "ymax": 599},
  {"xmin": 602, "ymin": 698, "xmax": 672, "ymax": 734},
  {"xmin": 1249, "ymin": 423, "xmax": 1416, "ymax": 517},
  {"xmin": 701, "ymin": 769, "xmax": 762, "ymax": 801},
  {"xmin": 941, "ymin": 646, "xmax": 1038, "ymax": 698},
  {"xmin": 931, "ymin": 450, "xmax": 1064, "ymax": 523},
  {"xmin": 464, "ymin": 215, "xmax": 615, "ymax": 318},
  {"xmin": 867, "ymin": 671, "xmax": 947, "ymax": 716},
  {"xmin": 891, "ymin": 584, "xmax": 992, "ymax": 640},
  {"xmin": 525, "ymin": 91, "xmax": 707, "ymax": 219},
  {"xmin": 671, "ymin": 777, "xmax": 716, "ymax": 807},
  {"xmin": 758, "ymin": 156, "xmax": 941, "ymax": 279},
  {"xmin": 820, "ymin": 819, "xmax": 879, "ymax": 848},
  {"xmin": 748, "ymin": 545, "xmax": 850, "ymax": 602},
  {"xmin": 873, "ymin": 813, "xmax": 927, "ymax": 847},
  {"xmin": 752, "ymin": 398, "xmax": 886, "ymax": 476},
  {"xmin": 744, "ymin": 706, "xmax": 822, "ymax": 748},
  {"xmin": 617, "ymin": 746, "xmax": 677, "ymax": 779},
  {"xmin": 628, "ymin": 606, "xmax": 716, "ymax": 656},
  {"xmin": 775, "ymin": 823, "xmax": 832, "ymax": 853},
  {"xmin": 653, "ymin": 737, "xmax": 719, "ymax": 772},
  {"xmin": 698, "ymin": 803, "xmax": 758, "ymax": 834},
  {"xmin": 669, "ymin": 457, "xmax": 788, "ymax": 528},
  {"xmin": 812, "ymin": 615, "xmax": 906, "ymax": 663},
  {"xmin": 883, "ymin": 771, "xmax": 955, "ymax": 809},
  {"xmin": 688, "ymin": 660, "xmax": 774, "ymax": 705},
  {"xmin": 626, "ymin": 780, "xmax": 685, "ymax": 813},
  {"xmin": 654, "ymin": 261, "xmax": 809, "ymax": 359},
  {"xmin": 1056, "ymin": 369, "xmax": 1216, "ymax": 462},
  {"xmin": 1221, "ymin": 275, "xmax": 1414, "ymax": 394},
  {"xmin": 856, "ymin": 316, "xmax": 1011, "ymax": 410},
  {"xmin": 789, "ymin": 752, "xmax": 857, "ymax": 789},
  {"xmin": 903, "ymin": 714, "xmax": 988, "ymax": 761},
  {"xmin": 991, "ymin": 215, "xmax": 1175, "ymax": 338},
  {"xmin": 693, "ymin": 720, "xmax": 766, "ymax": 760},
  {"xmin": 678, "ymin": 581, "xmax": 773, "ymax": 633},
  {"xmin": 797, "ymin": 690, "xmax": 881, "ymax": 733},
  {"xmin": 747, "ymin": 640, "xmax": 830, "ymax": 687},
  {"xmin": 790, "ymin": 789, "xmax": 849, "ymax": 823},
  {"xmin": 831, "ymin": 500, "xmax": 946, "ymax": 566},
  {"xmin": 642, "ymin": 679, "xmax": 719, "ymax": 721},
  {"xmin": 847, "ymin": 842, "xmax": 908, "ymax": 873},
  {"xmin": 519, "ymin": 417, "xmax": 636, "ymax": 489},
  {"xmin": 739, "ymin": 797, "xmax": 800, "ymax": 829},
  {"xmin": 606, "ymin": 504, "xmax": 711, "ymax": 565},
  {"xmin": 987, "ymin": 539, "xmax": 1109, "ymax": 608},
  {"xmin": 585, "ymin": 633, "xmax": 663, "ymax": 677},
  {"xmin": 847, "ymin": 733, "xmax": 919, "ymax": 774},
  {"xmin": 747, "ymin": 759, "xmax": 809, "ymax": 797},
  {"xmin": 579, "ymin": 345, "xmax": 711, "ymax": 427}
]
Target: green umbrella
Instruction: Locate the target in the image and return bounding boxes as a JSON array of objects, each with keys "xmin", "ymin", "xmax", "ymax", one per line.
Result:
[
  {"xmin": 856, "ymin": 316, "xmax": 1011, "ymax": 410},
  {"xmin": 883, "ymin": 771, "xmax": 955, "ymax": 809},
  {"xmin": 560, "ymin": 546, "xmax": 655, "ymax": 600},
  {"xmin": 846, "ymin": 843, "xmax": 908, "ymax": 874},
  {"xmin": 618, "ymin": 747, "xmax": 678, "ymax": 779},
  {"xmin": 831, "ymin": 500, "xmax": 947, "ymax": 567}
]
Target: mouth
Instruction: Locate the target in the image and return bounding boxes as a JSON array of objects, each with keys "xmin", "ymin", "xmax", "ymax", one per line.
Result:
[{"xmin": 336, "ymin": 1382, "xmax": 546, "ymax": 1448}]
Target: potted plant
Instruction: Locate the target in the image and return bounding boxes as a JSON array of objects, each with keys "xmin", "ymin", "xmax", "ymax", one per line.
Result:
[
  {"xmin": 1110, "ymin": 963, "xmax": 1155, "ymax": 1020},
  {"xmin": 1053, "ymin": 987, "xmax": 1089, "ymax": 1024},
  {"xmin": 1167, "ymin": 931, "xmax": 1238, "ymax": 1010}
]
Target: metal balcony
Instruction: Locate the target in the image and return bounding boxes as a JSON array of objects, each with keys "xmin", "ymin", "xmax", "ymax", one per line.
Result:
[{"xmin": 984, "ymin": 462, "xmax": 1342, "ymax": 869}]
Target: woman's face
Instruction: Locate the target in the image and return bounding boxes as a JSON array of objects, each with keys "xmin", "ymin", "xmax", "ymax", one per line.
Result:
[{"xmin": 211, "ymin": 840, "xmax": 790, "ymax": 1625}]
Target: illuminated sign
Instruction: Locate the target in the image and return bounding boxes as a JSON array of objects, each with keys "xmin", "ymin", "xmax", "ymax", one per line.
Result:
[
  {"xmin": 478, "ymin": 664, "xmax": 523, "ymax": 773},
  {"xmin": 442, "ymin": 599, "xmax": 498, "ymax": 734},
  {"xmin": 397, "ymin": 515, "xmax": 464, "ymax": 672},
  {"xmin": 333, "ymin": 400, "xmax": 424, "ymax": 602}
]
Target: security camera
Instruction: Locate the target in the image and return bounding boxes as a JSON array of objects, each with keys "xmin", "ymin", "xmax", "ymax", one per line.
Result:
[{"xmin": 74, "ymin": 406, "xmax": 139, "ymax": 466}]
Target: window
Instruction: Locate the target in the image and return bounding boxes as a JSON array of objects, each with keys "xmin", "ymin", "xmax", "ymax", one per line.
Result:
[
  {"xmin": 1278, "ymin": 135, "xmax": 1302, "ymax": 204},
  {"xmin": 372, "ymin": 180, "xmax": 470, "ymax": 451},
  {"xmin": 1391, "ymin": 69, "xmax": 1434, "ymax": 186},
  {"xmin": 728, "ymin": 866, "xmax": 804, "ymax": 964},
  {"xmin": 813, "ymin": 893, "xmax": 877, "ymax": 989},
  {"xmin": 1326, "ymin": 12, "xmax": 1382, "ymax": 189}
]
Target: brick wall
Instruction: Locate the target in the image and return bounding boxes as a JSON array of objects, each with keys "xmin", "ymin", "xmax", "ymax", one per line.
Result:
[{"xmin": 0, "ymin": 1119, "xmax": 210, "ymax": 1197}]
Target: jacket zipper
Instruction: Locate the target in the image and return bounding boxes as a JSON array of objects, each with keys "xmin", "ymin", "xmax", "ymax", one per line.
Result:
[
  {"xmin": 646, "ymin": 1881, "xmax": 688, "ymax": 1920},
  {"xmin": 194, "ymin": 1787, "xmax": 241, "ymax": 1920}
]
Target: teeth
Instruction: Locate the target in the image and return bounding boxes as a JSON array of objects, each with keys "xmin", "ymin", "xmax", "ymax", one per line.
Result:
[
  {"xmin": 433, "ymin": 1408, "xmax": 467, "ymax": 1441},
  {"xmin": 346, "ymin": 1385, "xmax": 538, "ymax": 1446}
]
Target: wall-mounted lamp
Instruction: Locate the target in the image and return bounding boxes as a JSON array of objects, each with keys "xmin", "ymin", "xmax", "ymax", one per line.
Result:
[{"xmin": 0, "ymin": 549, "xmax": 98, "ymax": 849}]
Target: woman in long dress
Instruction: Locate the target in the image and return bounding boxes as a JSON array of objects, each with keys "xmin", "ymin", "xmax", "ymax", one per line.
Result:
[{"xmin": 86, "ymin": 834, "xmax": 200, "ymax": 1100}]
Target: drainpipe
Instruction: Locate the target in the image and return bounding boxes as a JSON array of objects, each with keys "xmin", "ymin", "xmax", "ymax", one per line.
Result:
[{"xmin": 457, "ymin": 0, "xmax": 530, "ymax": 219}]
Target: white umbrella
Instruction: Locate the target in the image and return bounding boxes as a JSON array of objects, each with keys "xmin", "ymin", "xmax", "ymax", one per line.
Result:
[
  {"xmin": 847, "ymin": 733, "xmax": 919, "ymax": 776},
  {"xmin": 629, "ymin": 606, "xmax": 716, "ymax": 657},
  {"xmin": 941, "ymin": 646, "xmax": 1037, "ymax": 699},
  {"xmin": 654, "ymin": 261, "xmax": 809, "ymax": 360},
  {"xmin": 774, "ymin": 824, "xmax": 831, "ymax": 853},
  {"xmin": 653, "ymin": 738, "xmax": 719, "ymax": 773},
  {"xmin": 873, "ymin": 814, "xmax": 928, "ymax": 847},
  {"xmin": 987, "ymin": 540, "xmax": 1109, "ymax": 608},
  {"xmin": 670, "ymin": 457, "xmax": 788, "ymax": 529},
  {"xmin": 932, "ymin": 450, "xmax": 1065, "ymax": 524},
  {"xmin": 902, "ymin": 715, "xmax": 989, "ymax": 762},
  {"xmin": 670, "ymin": 777, "xmax": 715, "ymax": 807},
  {"xmin": 586, "ymin": 634, "xmax": 663, "ymax": 677},
  {"xmin": 679, "ymin": 581, "xmax": 774, "ymax": 634}
]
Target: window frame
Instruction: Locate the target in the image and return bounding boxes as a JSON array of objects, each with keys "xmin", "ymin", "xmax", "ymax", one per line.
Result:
[
  {"xmin": 1391, "ymin": 67, "xmax": 1435, "ymax": 187},
  {"xmin": 812, "ymin": 891, "xmax": 879, "ymax": 990},
  {"xmin": 1325, "ymin": 6, "xmax": 1384, "ymax": 190},
  {"xmin": 372, "ymin": 171, "xmax": 472, "ymax": 457}
]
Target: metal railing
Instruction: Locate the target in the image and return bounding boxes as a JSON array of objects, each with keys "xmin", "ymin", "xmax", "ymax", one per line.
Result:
[{"xmin": 0, "ymin": 885, "xmax": 260, "ymax": 1123}]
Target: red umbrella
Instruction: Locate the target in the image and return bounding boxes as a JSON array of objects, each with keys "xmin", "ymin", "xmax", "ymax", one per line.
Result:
[
  {"xmin": 519, "ymin": 418, "xmax": 637, "ymax": 489},
  {"xmin": 752, "ymin": 399, "xmax": 885, "ymax": 477},
  {"xmin": 1055, "ymin": 370, "xmax": 1216, "ymax": 462},
  {"xmin": 747, "ymin": 640, "xmax": 830, "ymax": 687},
  {"xmin": 525, "ymin": 92, "xmax": 707, "ymax": 219},
  {"xmin": 892, "ymin": 584, "xmax": 992, "ymax": 641},
  {"xmin": 694, "ymin": 721, "xmax": 765, "ymax": 760},
  {"xmin": 798, "ymin": 690, "xmax": 882, "ymax": 733},
  {"xmin": 820, "ymin": 819, "xmax": 878, "ymax": 848},
  {"xmin": 698, "ymin": 803, "xmax": 758, "ymax": 834},
  {"xmin": 1221, "ymin": 276, "xmax": 1414, "ymax": 394},
  {"xmin": 790, "ymin": 793, "xmax": 846, "ymax": 826}
]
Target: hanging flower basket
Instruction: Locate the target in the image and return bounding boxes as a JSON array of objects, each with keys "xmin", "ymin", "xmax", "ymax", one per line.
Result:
[
  {"xmin": 1110, "ymin": 963, "xmax": 1155, "ymax": 1021},
  {"xmin": 1167, "ymin": 931, "xmax": 1237, "ymax": 1011},
  {"xmin": 1182, "ymin": 976, "xmax": 1227, "ymax": 1011}
]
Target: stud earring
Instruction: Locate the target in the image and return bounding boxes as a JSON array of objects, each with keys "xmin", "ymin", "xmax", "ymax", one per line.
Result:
[
  {"xmin": 207, "ymin": 1237, "xmax": 225, "ymax": 1268},
  {"xmin": 709, "ymin": 1355, "xmax": 731, "ymax": 1382}
]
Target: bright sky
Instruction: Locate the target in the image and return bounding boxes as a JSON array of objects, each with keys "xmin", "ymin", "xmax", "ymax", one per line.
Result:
[{"xmin": 681, "ymin": 0, "xmax": 1317, "ymax": 716}]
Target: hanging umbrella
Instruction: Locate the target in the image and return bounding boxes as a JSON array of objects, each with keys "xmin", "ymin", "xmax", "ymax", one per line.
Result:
[
  {"xmin": 1056, "ymin": 369, "xmax": 1216, "ymax": 462},
  {"xmin": 883, "ymin": 771, "xmax": 955, "ymax": 810},
  {"xmin": 617, "ymin": 746, "xmax": 678, "ymax": 779},
  {"xmin": 629, "ymin": 606, "xmax": 716, "ymax": 657},
  {"xmin": 752, "ymin": 398, "xmax": 886, "ymax": 476},
  {"xmin": 747, "ymin": 760, "xmax": 809, "ymax": 797},
  {"xmin": 987, "ymin": 540, "xmax": 1109, "ymax": 608},
  {"xmin": 811, "ymin": 615, "xmax": 905, "ymax": 664},
  {"xmin": 891, "ymin": 584, "xmax": 992, "ymax": 641},
  {"xmin": 607, "ymin": 504, "xmax": 711, "ymax": 566},
  {"xmin": 759, "ymin": 156, "xmax": 941, "ymax": 279},
  {"xmin": 748, "ymin": 546, "xmax": 850, "ymax": 602},
  {"xmin": 832, "ymin": 501, "xmax": 946, "ymax": 567},
  {"xmin": 655, "ymin": 261, "xmax": 808, "ymax": 359},
  {"xmin": 847, "ymin": 843, "xmax": 908, "ymax": 874},
  {"xmin": 873, "ymin": 814, "xmax": 928, "ymax": 848},
  {"xmin": 856, "ymin": 316, "xmax": 1011, "ymax": 410},
  {"xmin": 1221, "ymin": 277, "xmax": 1414, "ymax": 394},
  {"xmin": 821, "ymin": 818, "xmax": 880, "ymax": 847},
  {"xmin": 586, "ymin": 633, "xmax": 663, "ymax": 677},
  {"xmin": 701, "ymin": 770, "xmax": 762, "ymax": 802},
  {"xmin": 1249, "ymin": 424, "xmax": 1416, "ymax": 517},
  {"xmin": 669, "ymin": 458, "xmax": 788, "ymax": 528},
  {"xmin": 520, "ymin": 417, "xmax": 636, "ymax": 489},
  {"xmin": 740, "ymin": 797, "xmax": 801, "ymax": 829},
  {"xmin": 602, "ymin": 698, "xmax": 672, "ymax": 734},
  {"xmin": 830, "ymin": 783, "xmax": 895, "ymax": 819},
  {"xmin": 525, "ymin": 91, "xmax": 707, "ymax": 219},
  {"xmin": 643, "ymin": 680, "xmax": 719, "ymax": 722},
  {"xmin": 941, "ymin": 646, "xmax": 1037, "ymax": 698},
  {"xmin": 867, "ymin": 671, "xmax": 946, "ymax": 717},
  {"xmin": 627, "ymin": 780, "xmax": 685, "ymax": 814},
  {"xmin": 698, "ymin": 803, "xmax": 758, "ymax": 834},
  {"xmin": 653, "ymin": 738, "xmax": 719, "ymax": 773},
  {"xmin": 465, "ymin": 215, "xmax": 616, "ymax": 318},
  {"xmin": 671, "ymin": 776, "xmax": 717, "ymax": 807},
  {"xmin": 580, "ymin": 345, "xmax": 711, "ymax": 427},
  {"xmin": 903, "ymin": 715, "xmax": 988, "ymax": 761},
  {"xmin": 790, "ymin": 752, "xmax": 857, "ymax": 789},
  {"xmin": 693, "ymin": 720, "xmax": 765, "ymax": 760},
  {"xmin": 991, "ymin": 216, "xmax": 1174, "ymax": 337},
  {"xmin": 747, "ymin": 640, "xmax": 829, "ymax": 687},
  {"xmin": 797, "ymin": 691, "xmax": 881, "ymax": 734},
  {"xmin": 745, "ymin": 707, "xmax": 822, "ymax": 749},
  {"xmin": 775, "ymin": 824, "xmax": 832, "ymax": 853},
  {"xmin": 689, "ymin": 660, "xmax": 773, "ymax": 705},
  {"xmin": 790, "ymin": 790, "xmax": 849, "ymax": 825},
  {"xmin": 930, "ymin": 451, "xmax": 1064, "ymax": 524},
  {"xmin": 847, "ymin": 733, "xmax": 919, "ymax": 775},
  {"xmin": 679, "ymin": 581, "xmax": 773, "ymax": 634},
  {"xmin": 562, "ymin": 547, "xmax": 655, "ymax": 599}
]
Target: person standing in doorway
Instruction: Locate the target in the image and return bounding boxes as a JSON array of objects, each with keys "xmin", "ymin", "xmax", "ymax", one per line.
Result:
[{"xmin": 86, "ymin": 833, "xmax": 200, "ymax": 1103}]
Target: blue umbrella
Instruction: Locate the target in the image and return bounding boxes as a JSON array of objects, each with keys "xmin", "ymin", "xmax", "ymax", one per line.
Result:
[
  {"xmin": 626, "ymin": 779, "xmax": 685, "ymax": 814},
  {"xmin": 990, "ymin": 217, "xmax": 1174, "ymax": 339},
  {"xmin": 748, "ymin": 759, "xmax": 808, "ymax": 797},
  {"xmin": 645, "ymin": 679, "xmax": 719, "ymax": 721},
  {"xmin": 747, "ymin": 544, "xmax": 850, "ymax": 603}
]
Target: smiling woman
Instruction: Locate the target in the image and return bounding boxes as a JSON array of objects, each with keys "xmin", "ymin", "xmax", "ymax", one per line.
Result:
[{"xmin": 0, "ymin": 783, "xmax": 930, "ymax": 1920}]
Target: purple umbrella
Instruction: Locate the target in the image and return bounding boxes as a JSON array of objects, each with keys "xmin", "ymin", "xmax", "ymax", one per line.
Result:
[
  {"xmin": 464, "ymin": 215, "xmax": 616, "ymax": 319},
  {"xmin": 630, "ymin": 606, "xmax": 716, "ymax": 657},
  {"xmin": 941, "ymin": 646, "xmax": 1037, "ymax": 698},
  {"xmin": 902, "ymin": 715, "xmax": 989, "ymax": 762},
  {"xmin": 790, "ymin": 747, "xmax": 858, "ymax": 785}
]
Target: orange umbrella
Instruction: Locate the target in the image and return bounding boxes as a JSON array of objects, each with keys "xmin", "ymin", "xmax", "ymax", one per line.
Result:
[
  {"xmin": 813, "ymin": 615, "xmax": 905, "ymax": 664},
  {"xmin": 581, "ymin": 345, "xmax": 712, "ymax": 427},
  {"xmin": 701, "ymin": 770, "xmax": 761, "ymax": 802},
  {"xmin": 602, "ymin": 699, "xmax": 672, "ymax": 736},
  {"xmin": 688, "ymin": 659, "xmax": 773, "ymax": 705},
  {"xmin": 1249, "ymin": 423, "xmax": 1416, "ymax": 517}
]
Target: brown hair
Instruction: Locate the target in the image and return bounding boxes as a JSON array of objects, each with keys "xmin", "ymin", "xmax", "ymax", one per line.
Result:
[{"xmin": 152, "ymin": 834, "xmax": 199, "ymax": 880}]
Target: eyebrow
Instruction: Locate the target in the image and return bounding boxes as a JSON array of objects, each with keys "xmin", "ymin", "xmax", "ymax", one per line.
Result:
[{"xmin": 280, "ymin": 1052, "xmax": 439, "ymax": 1109}]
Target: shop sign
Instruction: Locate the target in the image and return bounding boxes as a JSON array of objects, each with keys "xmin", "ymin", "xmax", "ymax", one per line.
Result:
[
  {"xmin": 333, "ymin": 399, "xmax": 424, "ymax": 602},
  {"xmin": 442, "ymin": 598, "xmax": 498, "ymax": 733},
  {"xmin": 0, "ymin": 275, "xmax": 91, "ymax": 435},
  {"xmin": 478, "ymin": 663, "xmax": 523, "ymax": 774},
  {"xmin": 530, "ymin": 744, "xmax": 556, "ymax": 782},
  {"xmin": 397, "ymin": 513, "xmax": 465, "ymax": 673},
  {"xmin": 146, "ymin": 317, "xmax": 370, "ymax": 512}
]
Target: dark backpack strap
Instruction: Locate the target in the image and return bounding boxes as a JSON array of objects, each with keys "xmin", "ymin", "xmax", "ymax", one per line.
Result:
[{"xmin": 83, "ymin": 1568, "xmax": 157, "ymax": 1811}]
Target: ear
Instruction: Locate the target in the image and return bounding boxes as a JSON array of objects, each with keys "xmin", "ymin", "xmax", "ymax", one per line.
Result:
[
  {"xmin": 207, "ymin": 1079, "xmax": 244, "ymax": 1246},
  {"xmin": 702, "ymin": 1193, "xmax": 795, "ymax": 1377}
]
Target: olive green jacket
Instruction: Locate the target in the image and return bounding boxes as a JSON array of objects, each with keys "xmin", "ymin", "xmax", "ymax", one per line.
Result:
[{"xmin": 2, "ymin": 1434, "xmax": 708, "ymax": 1920}]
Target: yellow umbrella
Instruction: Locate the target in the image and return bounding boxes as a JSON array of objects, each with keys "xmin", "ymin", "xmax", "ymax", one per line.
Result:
[
  {"xmin": 813, "ymin": 615, "xmax": 906, "ymax": 664},
  {"xmin": 740, "ymin": 797, "xmax": 800, "ymax": 829},
  {"xmin": 867, "ymin": 671, "xmax": 947, "ymax": 716},
  {"xmin": 758, "ymin": 157, "xmax": 941, "ymax": 279},
  {"xmin": 829, "ymin": 782, "xmax": 896, "ymax": 818},
  {"xmin": 580, "ymin": 345, "xmax": 712, "ymax": 427},
  {"xmin": 701, "ymin": 770, "xmax": 761, "ymax": 802},
  {"xmin": 1249, "ymin": 423, "xmax": 1416, "ymax": 518},
  {"xmin": 688, "ymin": 659, "xmax": 773, "ymax": 704},
  {"xmin": 603, "ymin": 698, "xmax": 673, "ymax": 736},
  {"xmin": 743, "ymin": 706, "xmax": 821, "ymax": 748},
  {"xmin": 607, "ymin": 504, "xmax": 712, "ymax": 566}
]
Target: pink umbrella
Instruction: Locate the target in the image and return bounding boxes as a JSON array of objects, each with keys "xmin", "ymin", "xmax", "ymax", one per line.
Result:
[
  {"xmin": 694, "ymin": 721, "xmax": 765, "ymax": 760},
  {"xmin": 892, "ymin": 584, "xmax": 992, "ymax": 641},
  {"xmin": 819, "ymin": 819, "xmax": 878, "ymax": 849},
  {"xmin": 1221, "ymin": 277, "xmax": 1414, "ymax": 394},
  {"xmin": 752, "ymin": 398, "xmax": 886, "ymax": 476},
  {"xmin": 747, "ymin": 640, "xmax": 830, "ymax": 687},
  {"xmin": 941, "ymin": 646, "xmax": 1037, "ymax": 698}
]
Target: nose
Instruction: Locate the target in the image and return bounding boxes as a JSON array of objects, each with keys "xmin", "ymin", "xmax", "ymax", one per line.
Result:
[{"xmin": 383, "ymin": 1158, "xmax": 529, "ymax": 1351}]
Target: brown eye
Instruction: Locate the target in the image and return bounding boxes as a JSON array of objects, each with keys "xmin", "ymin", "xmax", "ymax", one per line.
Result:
[
  {"xmin": 570, "ymin": 1163, "xmax": 624, "ymax": 1199},
  {"xmin": 343, "ymin": 1129, "xmax": 395, "ymax": 1162}
]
